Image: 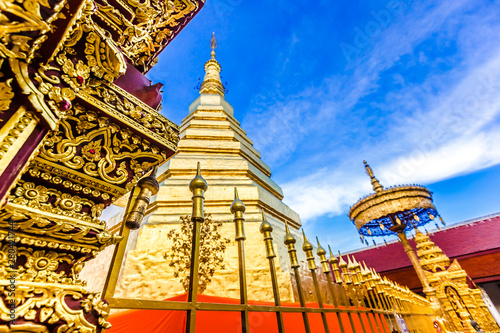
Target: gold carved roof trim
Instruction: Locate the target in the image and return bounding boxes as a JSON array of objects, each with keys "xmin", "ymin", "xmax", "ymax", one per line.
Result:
[
  {"xmin": 30, "ymin": 159, "xmax": 126, "ymax": 199},
  {"xmin": 112, "ymin": 0, "xmax": 136, "ymax": 17},
  {"xmin": 105, "ymin": 82, "xmax": 179, "ymax": 132},
  {"xmin": 27, "ymin": 163, "xmax": 118, "ymax": 203},
  {"xmin": 100, "ymin": 0, "xmax": 205, "ymax": 71},
  {"xmin": 0, "ymin": 205, "xmax": 120, "ymax": 252},
  {"xmin": 5, "ymin": 203, "xmax": 105, "ymax": 230},
  {"xmin": 77, "ymin": 90, "xmax": 178, "ymax": 152},
  {"xmin": 0, "ymin": 229, "xmax": 100, "ymax": 255}
]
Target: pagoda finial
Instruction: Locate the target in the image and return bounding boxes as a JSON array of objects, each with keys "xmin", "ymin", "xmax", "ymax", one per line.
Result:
[
  {"xmin": 199, "ymin": 32, "xmax": 225, "ymax": 97},
  {"xmin": 210, "ymin": 32, "xmax": 217, "ymax": 59},
  {"xmin": 363, "ymin": 160, "xmax": 384, "ymax": 193}
]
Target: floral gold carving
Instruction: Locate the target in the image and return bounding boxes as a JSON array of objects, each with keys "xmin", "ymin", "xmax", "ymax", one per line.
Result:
[
  {"xmin": 0, "ymin": 285, "xmax": 111, "ymax": 332},
  {"xmin": 15, "ymin": 247, "xmax": 76, "ymax": 284},
  {"xmin": 10, "ymin": 181, "xmax": 103, "ymax": 223},
  {"xmin": 38, "ymin": 103, "xmax": 166, "ymax": 191},
  {"xmin": 100, "ymin": 0, "xmax": 203, "ymax": 70},
  {"xmin": 0, "ymin": 0, "xmax": 64, "ymax": 60},
  {"xmin": 84, "ymin": 30, "xmax": 126, "ymax": 83},
  {"xmin": 165, "ymin": 213, "xmax": 230, "ymax": 294},
  {"xmin": 27, "ymin": 166, "xmax": 113, "ymax": 201}
]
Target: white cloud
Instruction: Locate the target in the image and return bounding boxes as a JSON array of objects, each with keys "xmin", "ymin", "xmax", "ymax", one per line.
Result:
[
  {"xmin": 283, "ymin": 51, "xmax": 500, "ymax": 223},
  {"xmin": 243, "ymin": 0, "xmax": 500, "ymax": 223}
]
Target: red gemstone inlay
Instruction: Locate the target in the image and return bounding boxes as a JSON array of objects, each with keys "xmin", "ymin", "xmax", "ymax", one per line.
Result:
[
  {"xmin": 76, "ymin": 76, "xmax": 85, "ymax": 84},
  {"xmin": 89, "ymin": 149, "xmax": 96, "ymax": 154},
  {"xmin": 59, "ymin": 100, "xmax": 71, "ymax": 111}
]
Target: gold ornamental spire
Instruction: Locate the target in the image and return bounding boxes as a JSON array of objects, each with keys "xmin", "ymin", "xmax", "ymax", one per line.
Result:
[
  {"xmin": 199, "ymin": 32, "xmax": 225, "ymax": 97},
  {"xmin": 210, "ymin": 31, "xmax": 217, "ymax": 59},
  {"xmin": 363, "ymin": 160, "xmax": 384, "ymax": 193},
  {"xmin": 414, "ymin": 228, "xmax": 451, "ymax": 272}
]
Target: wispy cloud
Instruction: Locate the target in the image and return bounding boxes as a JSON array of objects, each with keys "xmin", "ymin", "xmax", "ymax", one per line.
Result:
[{"xmin": 242, "ymin": 0, "xmax": 500, "ymax": 223}]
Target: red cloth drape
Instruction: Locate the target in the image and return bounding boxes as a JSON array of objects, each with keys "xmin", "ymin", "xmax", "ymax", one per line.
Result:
[{"xmin": 107, "ymin": 294, "xmax": 389, "ymax": 333}]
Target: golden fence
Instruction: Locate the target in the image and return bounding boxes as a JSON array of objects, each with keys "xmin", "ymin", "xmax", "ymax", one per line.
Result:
[{"xmin": 101, "ymin": 164, "xmax": 436, "ymax": 333}]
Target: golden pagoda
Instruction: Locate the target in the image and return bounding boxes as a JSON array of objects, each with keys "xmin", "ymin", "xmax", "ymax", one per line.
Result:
[{"xmin": 80, "ymin": 33, "xmax": 305, "ymax": 303}]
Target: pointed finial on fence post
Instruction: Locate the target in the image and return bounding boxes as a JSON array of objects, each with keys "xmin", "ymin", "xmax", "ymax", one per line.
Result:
[
  {"xmin": 284, "ymin": 221, "xmax": 299, "ymax": 268},
  {"xmin": 302, "ymin": 230, "xmax": 316, "ymax": 270},
  {"xmin": 259, "ymin": 211, "xmax": 276, "ymax": 259},
  {"xmin": 230, "ymin": 187, "xmax": 246, "ymax": 241},
  {"xmin": 316, "ymin": 238, "xmax": 330, "ymax": 273},
  {"xmin": 328, "ymin": 246, "xmax": 342, "ymax": 283},
  {"xmin": 338, "ymin": 252, "xmax": 352, "ymax": 284},
  {"xmin": 360, "ymin": 261, "xmax": 373, "ymax": 290},
  {"xmin": 189, "ymin": 162, "xmax": 208, "ymax": 222},
  {"xmin": 347, "ymin": 255, "xmax": 359, "ymax": 285},
  {"xmin": 351, "ymin": 256, "xmax": 364, "ymax": 286}
]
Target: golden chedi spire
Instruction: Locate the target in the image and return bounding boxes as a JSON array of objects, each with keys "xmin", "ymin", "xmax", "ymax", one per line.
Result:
[
  {"xmin": 199, "ymin": 32, "xmax": 225, "ymax": 97},
  {"xmin": 363, "ymin": 160, "xmax": 384, "ymax": 193},
  {"xmin": 414, "ymin": 227, "xmax": 450, "ymax": 272}
]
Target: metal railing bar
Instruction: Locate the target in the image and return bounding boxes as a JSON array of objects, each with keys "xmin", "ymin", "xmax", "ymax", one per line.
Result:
[
  {"xmin": 232, "ymin": 188, "xmax": 250, "ymax": 333},
  {"xmin": 107, "ymin": 296, "xmax": 437, "ymax": 317},
  {"xmin": 101, "ymin": 164, "xmax": 438, "ymax": 333}
]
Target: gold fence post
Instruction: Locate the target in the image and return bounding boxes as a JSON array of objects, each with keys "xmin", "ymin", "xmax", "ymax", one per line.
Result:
[
  {"xmin": 368, "ymin": 268, "xmax": 389, "ymax": 313},
  {"xmin": 260, "ymin": 211, "xmax": 285, "ymax": 333},
  {"xmin": 373, "ymin": 271, "xmax": 398, "ymax": 331},
  {"xmin": 349, "ymin": 256, "xmax": 377, "ymax": 333},
  {"xmin": 284, "ymin": 222, "xmax": 311, "ymax": 333},
  {"xmin": 230, "ymin": 188, "xmax": 250, "ymax": 333},
  {"xmin": 394, "ymin": 283, "xmax": 416, "ymax": 333},
  {"xmin": 348, "ymin": 256, "xmax": 368, "ymax": 310},
  {"xmin": 102, "ymin": 167, "xmax": 159, "ymax": 301},
  {"xmin": 302, "ymin": 231, "xmax": 330, "ymax": 333},
  {"xmin": 317, "ymin": 239, "xmax": 346, "ymax": 333},
  {"xmin": 339, "ymin": 253, "xmax": 368, "ymax": 333},
  {"xmin": 403, "ymin": 285, "xmax": 421, "ymax": 333},
  {"xmin": 186, "ymin": 162, "xmax": 208, "ymax": 333},
  {"xmin": 352, "ymin": 256, "xmax": 382, "ymax": 333},
  {"xmin": 361, "ymin": 262, "xmax": 390, "ymax": 333},
  {"xmin": 329, "ymin": 247, "xmax": 358, "ymax": 333},
  {"xmin": 385, "ymin": 280, "xmax": 405, "ymax": 332}
]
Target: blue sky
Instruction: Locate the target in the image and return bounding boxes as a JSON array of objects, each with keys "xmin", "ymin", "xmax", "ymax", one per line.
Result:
[{"xmin": 147, "ymin": 0, "xmax": 500, "ymax": 252}]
